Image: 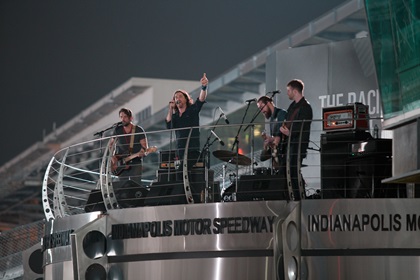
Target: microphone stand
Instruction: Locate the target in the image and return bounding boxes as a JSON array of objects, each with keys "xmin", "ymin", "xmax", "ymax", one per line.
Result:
[
  {"xmin": 243, "ymin": 105, "xmax": 263, "ymax": 132},
  {"xmin": 231, "ymin": 101, "xmax": 254, "ymax": 196},
  {"xmin": 168, "ymin": 116, "xmax": 174, "ymax": 182},
  {"xmin": 93, "ymin": 123, "xmax": 119, "ymax": 137},
  {"xmin": 197, "ymin": 114, "xmax": 223, "ymax": 203},
  {"xmin": 202, "ymin": 134, "xmax": 218, "ymax": 203},
  {"xmin": 231, "ymin": 102, "xmax": 253, "ymax": 152},
  {"xmin": 93, "ymin": 123, "xmax": 120, "ymax": 171},
  {"xmin": 243, "ymin": 91, "xmax": 278, "ymax": 132},
  {"xmin": 197, "ymin": 117, "xmax": 222, "ymax": 165}
]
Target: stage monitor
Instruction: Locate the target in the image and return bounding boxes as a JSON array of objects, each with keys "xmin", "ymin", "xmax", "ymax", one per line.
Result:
[
  {"xmin": 143, "ymin": 182, "xmax": 187, "ymax": 206},
  {"xmin": 115, "ymin": 180, "xmax": 148, "ymax": 208},
  {"xmin": 85, "ymin": 180, "xmax": 148, "ymax": 212},
  {"xmin": 236, "ymin": 174, "xmax": 288, "ymax": 201}
]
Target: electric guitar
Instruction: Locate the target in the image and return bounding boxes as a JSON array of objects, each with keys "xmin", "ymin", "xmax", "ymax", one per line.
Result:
[
  {"xmin": 261, "ymin": 131, "xmax": 279, "ymax": 166},
  {"xmin": 111, "ymin": 146, "xmax": 157, "ymax": 176},
  {"xmin": 278, "ymin": 120, "xmax": 288, "ymax": 158}
]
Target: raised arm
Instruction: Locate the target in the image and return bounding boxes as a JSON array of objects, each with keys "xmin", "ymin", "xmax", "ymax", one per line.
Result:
[{"xmin": 199, "ymin": 73, "xmax": 208, "ymax": 102}]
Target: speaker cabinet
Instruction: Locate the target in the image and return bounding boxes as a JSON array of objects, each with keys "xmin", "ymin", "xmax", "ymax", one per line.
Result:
[
  {"xmin": 235, "ymin": 174, "xmax": 288, "ymax": 201},
  {"xmin": 145, "ymin": 169, "xmax": 218, "ymax": 205},
  {"xmin": 85, "ymin": 190, "xmax": 106, "ymax": 212},
  {"xmin": 345, "ymin": 155, "xmax": 404, "ymax": 198},
  {"xmin": 320, "ymin": 131, "xmax": 372, "ymax": 198},
  {"xmin": 144, "ymin": 182, "xmax": 187, "ymax": 206},
  {"xmin": 85, "ymin": 180, "xmax": 148, "ymax": 212},
  {"xmin": 157, "ymin": 169, "xmax": 182, "ymax": 182},
  {"xmin": 115, "ymin": 180, "xmax": 148, "ymax": 208}
]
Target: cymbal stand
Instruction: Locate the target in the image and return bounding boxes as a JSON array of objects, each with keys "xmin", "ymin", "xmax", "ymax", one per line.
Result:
[
  {"xmin": 222, "ymin": 163, "xmax": 226, "ymax": 193},
  {"xmin": 167, "ymin": 117, "xmax": 175, "ymax": 182},
  {"xmin": 250, "ymin": 124, "xmax": 255, "ymax": 174},
  {"xmin": 231, "ymin": 101, "xmax": 254, "ymax": 195}
]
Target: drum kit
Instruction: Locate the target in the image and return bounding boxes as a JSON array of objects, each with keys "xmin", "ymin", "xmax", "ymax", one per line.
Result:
[
  {"xmin": 212, "ymin": 150, "xmax": 252, "ymax": 202},
  {"xmin": 212, "ymin": 149, "xmax": 287, "ymax": 202}
]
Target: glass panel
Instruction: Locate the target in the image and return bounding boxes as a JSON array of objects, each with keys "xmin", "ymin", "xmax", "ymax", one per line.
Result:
[{"xmin": 365, "ymin": 0, "xmax": 420, "ymax": 120}]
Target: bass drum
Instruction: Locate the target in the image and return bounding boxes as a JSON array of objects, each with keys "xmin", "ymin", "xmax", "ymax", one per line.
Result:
[{"xmin": 221, "ymin": 182, "xmax": 236, "ymax": 202}]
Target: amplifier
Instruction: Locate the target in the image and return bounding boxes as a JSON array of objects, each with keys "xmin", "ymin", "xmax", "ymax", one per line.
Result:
[
  {"xmin": 159, "ymin": 150, "xmax": 204, "ymax": 169},
  {"xmin": 157, "ymin": 169, "xmax": 182, "ymax": 182},
  {"xmin": 323, "ymin": 103, "xmax": 369, "ymax": 132},
  {"xmin": 160, "ymin": 162, "xmax": 177, "ymax": 169},
  {"xmin": 159, "ymin": 150, "xmax": 177, "ymax": 169}
]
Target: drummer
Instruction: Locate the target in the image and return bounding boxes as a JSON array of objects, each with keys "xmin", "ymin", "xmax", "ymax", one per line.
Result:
[{"xmin": 256, "ymin": 96, "xmax": 287, "ymax": 170}]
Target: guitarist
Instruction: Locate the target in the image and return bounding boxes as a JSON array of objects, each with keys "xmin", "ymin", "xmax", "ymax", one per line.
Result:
[
  {"xmin": 257, "ymin": 96, "xmax": 287, "ymax": 171},
  {"xmin": 279, "ymin": 79, "xmax": 313, "ymax": 200},
  {"xmin": 112, "ymin": 107, "xmax": 149, "ymax": 186}
]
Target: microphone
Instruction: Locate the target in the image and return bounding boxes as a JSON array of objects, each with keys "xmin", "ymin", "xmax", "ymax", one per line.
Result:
[
  {"xmin": 219, "ymin": 107, "xmax": 230, "ymax": 124},
  {"xmin": 175, "ymin": 100, "xmax": 180, "ymax": 105},
  {"xmin": 267, "ymin": 90, "xmax": 280, "ymax": 94},
  {"xmin": 114, "ymin": 121, "xmax": 123, "ymax": 126},
  {"xmin": 211, "ymin": 130, "xmax": 225, "ymax": 146},
  {"xmin": 245, "ymin": 98, "xmax": 257, "ymax": 103}
]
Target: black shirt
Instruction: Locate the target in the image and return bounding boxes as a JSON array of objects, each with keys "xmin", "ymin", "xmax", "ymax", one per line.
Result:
[
  {"xmin": 166, "ymin": 98, "xmax": 205, "ymax": 152},
  {"xmin": 113, "ymin": 124, "xmax": 146, "ymax": 161},
  {"xmin": 284, "ymin": 97, "xmax": 313, "ymax": 157}
]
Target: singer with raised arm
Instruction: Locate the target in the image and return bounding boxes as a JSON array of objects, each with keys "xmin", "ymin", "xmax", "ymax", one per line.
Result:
[
  {"xmin": 257, "ymin": 95, "xmax": 287, "ymax": 171},
  {"xmin": 111, "ymin": 108, "xmax": 154, "ymax": 186},
  {"xmin": 166, "ymin": 73, "xmax": 208, "ymax": 169}
]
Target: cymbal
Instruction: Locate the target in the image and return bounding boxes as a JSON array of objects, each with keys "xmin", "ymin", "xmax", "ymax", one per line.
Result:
[{"xmin": 212, "ymin": 150, "xmax": 251, "ymax": 166}]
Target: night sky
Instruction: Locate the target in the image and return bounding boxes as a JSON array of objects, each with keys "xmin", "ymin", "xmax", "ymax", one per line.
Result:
[{"xmin": 0, "ymin": 0, "xmax": 346, "ymax": 166}]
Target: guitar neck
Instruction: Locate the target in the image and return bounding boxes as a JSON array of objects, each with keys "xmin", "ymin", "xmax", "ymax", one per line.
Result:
[
  {"xmin": 123, "ymin": 146, "xmax": 157, "ymax": 163},
  {"xmin": 124, "ymin": 152, "xmax": 141, "ymax": 163}
]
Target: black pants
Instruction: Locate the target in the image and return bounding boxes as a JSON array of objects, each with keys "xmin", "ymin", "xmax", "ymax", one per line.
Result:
[{"xmin": 279, "ymin": 153, "xmax": 305, "ymax": 201}]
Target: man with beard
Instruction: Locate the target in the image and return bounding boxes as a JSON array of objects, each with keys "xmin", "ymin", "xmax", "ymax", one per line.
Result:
[
  {"xmin": 166, "ymin": 73, "xmax": 208, "ymax": 169},
  {"xmin": 257, "ymin": 95, "xmax": 287, "ymax": 170},
  {"xmin": 112, "ymin": 107, "xmax": 150, "ymax": 185}
]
